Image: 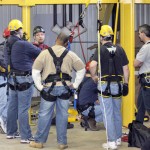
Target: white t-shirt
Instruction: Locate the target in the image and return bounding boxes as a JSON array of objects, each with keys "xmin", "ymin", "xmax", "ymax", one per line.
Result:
[{"xmin": 136, "ymin": 41, "xmax": 150, "ymax": 74}]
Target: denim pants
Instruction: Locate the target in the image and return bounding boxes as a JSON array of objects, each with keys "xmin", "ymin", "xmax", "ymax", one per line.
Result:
[
  {"xmin": 136, "ymin": 86, "xmax": 150, "ymax": 123},
  {"xmin": 98, "ymin": 82, "xmax": 122, "ymax": 142},
  {"xmin": 82, "ymin": 104, "xmax": 103, "ymax": 122},
  {"xmin": 7, "ymin": 75, "xmax": 33, "ymax": 140},
  {"xmin": 34, "ymin": 86, "xmax": 69, "ymax": 145},
  {"xmin": 0, "ymin": 75, "xmax": 7, "ymax": 122}
]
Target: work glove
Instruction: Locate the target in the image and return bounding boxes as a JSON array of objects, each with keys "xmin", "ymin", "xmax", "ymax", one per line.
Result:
[{"xmin": 122, "ymin": 83, "xmax": 129, "ymax": 96}]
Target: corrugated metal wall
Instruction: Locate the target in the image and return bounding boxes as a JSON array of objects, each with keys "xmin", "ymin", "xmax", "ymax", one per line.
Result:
[{"xmin": 135, "ymin": 4, "xmax": 150, "ymax": 31}]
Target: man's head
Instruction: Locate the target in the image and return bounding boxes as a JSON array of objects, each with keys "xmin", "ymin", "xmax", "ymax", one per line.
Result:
[
  {"xmin": 3, "ymin": 28, "xmax": 10, "ymax": 39},
  {"xmin": 138, "ymin": 24, "xmax": 150, "ymax": 43},
  {"xmin": 56, "ymin": 32, "xmax": 70, "ymax": 47},
  {"xmin": 8, "ymin": 19, "xmax": 23, "ymax": 39},
  {"xmin": 33, "ymin": 26, "xmax": 45, "ymax": 44},
  {"xmin": 100, "ymin": 25, "xmax": 114, "ymax": 43}
]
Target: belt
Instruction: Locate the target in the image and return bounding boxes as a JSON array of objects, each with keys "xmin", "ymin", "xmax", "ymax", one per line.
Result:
[
  {"xmin": 101, "ymin": 76, "xmax": 123, "ymax": 82},
  {"xmin": 139, "ymin": 72, "xmax": 150, "ymax": 78},
  {"xmin": 10, "ymin": 70, "xmax": 31, "ymax": 76}
]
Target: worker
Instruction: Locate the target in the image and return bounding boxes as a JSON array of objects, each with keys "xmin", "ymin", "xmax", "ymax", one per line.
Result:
[
  {"xmin": 32, "ymin": 26, "xmax": 49, "ymax": 50},
  {"xmin": 78, "ymin": 60, "xmax": 103, "ymax": 131},
  {"xmin": 6, "ymin": 19, "xmax": 41, "ymax": 143},
  {"xmin": 134, "ymin": 24, "xmax": 150, "ymax": 124},
  {"xmin": 30, "ymin": 32, "xmax": 85, "ymax": 149},
  {"xmin": 0, "ymin": 28, "xmax": 10, "ymax": 134},
  {"xmin": 90, "ymin": 25, "xmax": 129, "ymax": 149}
]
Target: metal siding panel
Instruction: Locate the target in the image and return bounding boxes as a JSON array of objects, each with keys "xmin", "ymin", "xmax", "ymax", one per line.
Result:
[{"xmin": 0, "ymin": 5, "xmax": 22, "ymax": 42}]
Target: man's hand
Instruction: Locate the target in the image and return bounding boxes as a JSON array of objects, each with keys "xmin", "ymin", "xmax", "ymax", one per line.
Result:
[{"xmin": 122, "ymin": 83, "xmax": 129, "ymax": 96}]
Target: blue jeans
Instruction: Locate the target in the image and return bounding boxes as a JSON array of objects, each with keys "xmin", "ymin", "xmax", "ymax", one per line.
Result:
[
  {"xmin": 7, "ymin": 75, "xmax": 33, "ymax": 140},
  {"xmin": 136, "ymin": 87, "xmax": 150, "ymax": 123},
  {"xmin": 82, "ymin": 103, "xmax": 103, "ymax": 122},
  {"xmin": 0, "ymin": 75, "xmax": 7, "ymax": 122},
  {"xmin": 98, "ymin": 82, "xmax": 122, "ymax": 141},
  {"xmin": 34, "ymin": 86, "xmax": 70, "ymax": 145}
]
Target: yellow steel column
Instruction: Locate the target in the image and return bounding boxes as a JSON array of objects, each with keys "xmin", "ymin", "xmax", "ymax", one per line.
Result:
[
  {"xmin": 120, "ymin": 0, "xmax": 135, "ymax": 127},
  {"xmin": 22, "ymin": 6, "xmax": 31, "ymax": 41}
]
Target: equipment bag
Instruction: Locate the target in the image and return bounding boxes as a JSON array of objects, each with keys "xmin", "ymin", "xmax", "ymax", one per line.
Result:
[{"xmin": 128, "ymin": 121, "xmax": 150, "ymax": 148}]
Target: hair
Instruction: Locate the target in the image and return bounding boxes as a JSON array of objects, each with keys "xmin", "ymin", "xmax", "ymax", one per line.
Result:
[
  {"xmin": 10, "ymin": 27, "xmax": 22, "ymax": 35},
  {"xmin": 102, "ymin": 35, "xmax": 113, "ymax": 41},
  {"xmin": 139, "ymin": 24, "xmax": 150, "ymax": 38},
  {"xmin": 57, "ymin": 32, "xmax": 70, "ymax": 45}
]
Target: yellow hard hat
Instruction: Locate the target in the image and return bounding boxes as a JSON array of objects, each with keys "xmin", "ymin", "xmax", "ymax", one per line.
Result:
[
  {"xmin": 8, "ymin": 19, "xmax": 23, "ymax": 31},
  {"xmin": 100, "ymin": 25, "xmax": 114, "ymax": 37}
]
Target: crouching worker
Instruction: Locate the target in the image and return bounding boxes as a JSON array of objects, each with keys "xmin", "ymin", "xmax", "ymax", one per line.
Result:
[
  {"xmin": 78, "ymin": 61, "xmax": 103, "ymax": 131},
  {"xmin": 30, "ymin": 32, "xmax": 85, "ymax": 149}
]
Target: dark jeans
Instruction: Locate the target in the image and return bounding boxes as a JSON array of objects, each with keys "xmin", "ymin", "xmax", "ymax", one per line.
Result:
[{"xmin": 136, "ymin": 86, "xmax": 150, "ymax": 123}]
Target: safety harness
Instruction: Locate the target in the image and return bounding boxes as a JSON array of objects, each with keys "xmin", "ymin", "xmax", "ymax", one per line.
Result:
[
  {"xmin": 139, "ymin": 72, "xmax": 150, "ymax": 89},
  {"xmin": 7, "ymin": 37, "xmax": 33, "ymax": 91},
  {"xmin": 41, "ymin": 47, "xmax": 72, "ymax": 102},
  {"xmin": 98, "ymin": 45, "xmax": 123, "ymax": 98}
]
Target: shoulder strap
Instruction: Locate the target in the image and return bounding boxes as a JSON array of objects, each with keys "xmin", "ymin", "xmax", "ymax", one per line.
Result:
[{"xmin": 48, "ymin": 47, "xmax": 68, "ymax": 74}]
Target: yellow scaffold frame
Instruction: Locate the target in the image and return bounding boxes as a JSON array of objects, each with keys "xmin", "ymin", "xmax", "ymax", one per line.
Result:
[{"xmin": 1, "ymin": 0, "xmax": 149, "ymax": 127}]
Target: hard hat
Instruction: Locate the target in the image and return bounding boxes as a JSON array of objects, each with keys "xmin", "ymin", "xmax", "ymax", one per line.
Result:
[
  {"xmin": 100, "ymin": 25, "xmax": 114, "ymax": 37},
  {"xmin": 3, "ymin": 28, "xmax": 10, "ymax": 38},
  {"xmin": 33, "ymin": 26, "xmax": 45, "ymax": 36},
  {"xmin": 8, "ymin": 19, "xmax": 23, "ymax": 31}
]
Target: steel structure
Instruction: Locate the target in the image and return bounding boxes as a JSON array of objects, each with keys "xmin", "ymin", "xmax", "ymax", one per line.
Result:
[{"xmin": 1, "ymin": 0, "xmax": 149, "ymax": 126}]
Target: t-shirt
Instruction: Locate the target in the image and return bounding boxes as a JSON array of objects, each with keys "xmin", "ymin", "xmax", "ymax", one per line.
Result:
[
  {"xmin": 32, "ymin": 45, "xmax": 85, "ymax": 85},
  {"xmin": 78, "ymin": 76, "xmax": 98, "ymax": 105},
  {"xmin": 92, "ymin": 42, "xmax": 129, "ymax": 76},
  {"xmin": 136, "ymin": 41, "xmax": 150, "ymax": 74}
]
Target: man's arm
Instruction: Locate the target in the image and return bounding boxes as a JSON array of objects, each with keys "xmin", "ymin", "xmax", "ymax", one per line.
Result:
[
  {"xmin": 89, "ymin": 60, "xmax": 98, "ymax": 77},
  {"xmin": 123, "ymin": 65, "xmax": 130, "ymax": 84},
  {"xmin": 134, "ymin": 59, "xmax": 143, "ymax": 68}
]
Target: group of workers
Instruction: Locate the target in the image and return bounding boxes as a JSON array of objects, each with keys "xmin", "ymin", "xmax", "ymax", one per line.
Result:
[{"xmin": 0, "ymin": 18, "xmax": 149, "ymax": 150}]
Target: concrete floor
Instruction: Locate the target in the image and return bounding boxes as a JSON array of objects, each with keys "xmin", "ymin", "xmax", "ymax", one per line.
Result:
[{"xmin": 0, "ymin": 122, "xmax": 140, "ymax": 150}]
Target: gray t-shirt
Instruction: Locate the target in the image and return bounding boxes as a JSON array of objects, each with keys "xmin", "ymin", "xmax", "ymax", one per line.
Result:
[{"xmin": 136, "ymin": 41, "xmax": 150, "ymax": 74}]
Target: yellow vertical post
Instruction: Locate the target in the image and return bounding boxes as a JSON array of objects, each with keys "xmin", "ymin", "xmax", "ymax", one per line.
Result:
[
  {"xmin": 22, "ymin": 6, "xmax": 31, "ymax": 41},
  {"xmin": 120, "ymin": 0, "xmax": 135, "ymax": 127}
]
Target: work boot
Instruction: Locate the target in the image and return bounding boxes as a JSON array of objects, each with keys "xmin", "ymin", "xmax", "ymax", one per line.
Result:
[
  {"xmin": 29, "ymin": 141, "xmax": 43, "ymax": 148},
  {"xmin": 67, "ymin": 122, "xmax": 74, "ymax": 129},
  {"xmin": 58, "ymin": 144, "xmax": 68, "ymax": 150},
  {"xmin": 87, "ymin": 118, "xmax": 100, "ymax": 131}
]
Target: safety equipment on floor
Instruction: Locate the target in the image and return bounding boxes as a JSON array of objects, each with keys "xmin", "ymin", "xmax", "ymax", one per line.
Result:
[
  {"xmin": 33, "ymin": 26, "xmax": 45, "ymax": 36},
  {"xmin": 41, "ymin": 47, "xmax": 72, "ymax": 102},
  {"xmin": 139, "ymin": 72, "xmax": 150, "ymax": 89},
  {"xmin": 8, "ymin": 19, "xmax": 23, "ymax": 31},
  {"xmin": 122, "ymin": 83, "xmax": 129, "ymax": 96},
  {"xmin": 100, "ymin": 25, "xmax": 114, "ymax": 37},
  {"xmin": 98, "ymin": 45, "xmax": 123, "ymax": 98},
  {"xmin": 3, "ymin": 28, "xmax": 10, "ymax": 38},
  {"xmin": 128, "ymin": 121, "xmax": 150, "ymax": 148},
  {"xmin": 9, "ymin": 70, "xmax": 33, "ymax": 91}
]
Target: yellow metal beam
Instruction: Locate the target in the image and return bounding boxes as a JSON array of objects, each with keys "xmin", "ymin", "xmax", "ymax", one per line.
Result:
[
  {"xmin": 0, "ymin": 0, "xmax": 118, "ymax": 6},
  {"xmin": 120, "ymin": 0, "xmax": 135, "ymax": 127},
  {"xmin": 135, "ymin": 0, "xmax": 150, "ymax": 3},
  {"xmin": 22, "ymin": 6, "xmax": 31, "ymax": 41}
]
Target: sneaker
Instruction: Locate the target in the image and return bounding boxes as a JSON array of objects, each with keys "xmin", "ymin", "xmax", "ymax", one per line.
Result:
[
  {"xmin": 0, "ymin": 117, "xmax": 6, "ymax": 133},
  {"xmin": 116, "ymin": 138, "xmax": 121, "ymax": 146},
  {"xmin": 102, "ymin": 141, "xmax": 117, "ymax": 150},
  {"xmin": 28, "ymin": 136, "xmax": 35, "ymax": 141},
  {"xmin": 20, "ymin": 139, "xmax": 30, "ymax": 144},
  {"xmin": 58, "ymin": 144, "xmax": 68, "ymax": 150},
  {"xmin": 7, "ymin": 132, "xmax": 21, "ymax": 139},
  {"xmin": 29, "ymin": 141, "xmax": 43, "ymax": 148}
]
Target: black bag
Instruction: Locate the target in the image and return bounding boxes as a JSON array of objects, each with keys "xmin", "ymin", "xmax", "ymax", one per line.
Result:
[{"xmin": 128, "ymin": 121, "xmax": 150, "ymax": 148}]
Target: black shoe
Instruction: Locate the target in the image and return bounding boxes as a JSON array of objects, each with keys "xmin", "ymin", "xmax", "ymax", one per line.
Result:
[
  {"xmin": 51, "ymin": 117, "xmax": 56, "ymax": 125},
  {"xmin": 67, "ymin": 122, "xmax": 74, "ymax": 129}
]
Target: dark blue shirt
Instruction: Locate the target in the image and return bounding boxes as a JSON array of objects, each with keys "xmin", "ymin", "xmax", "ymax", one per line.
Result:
[
  {"xmin": 78, "ymin": 77, "xmax": 98, "ymax": 105},
  {"xmin": 7, "ymin": 35, "xmax": 41, "ymax": 71}
]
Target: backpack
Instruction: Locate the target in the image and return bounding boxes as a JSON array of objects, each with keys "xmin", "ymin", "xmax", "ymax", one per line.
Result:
[{"xmin": 0, "ymin": 41, "xmax": 7, "ymax": 72}]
